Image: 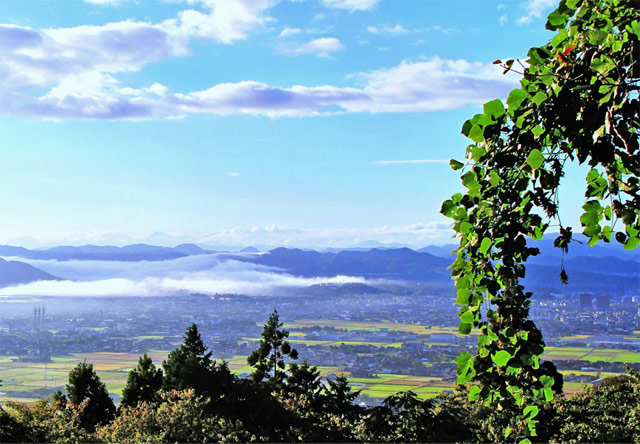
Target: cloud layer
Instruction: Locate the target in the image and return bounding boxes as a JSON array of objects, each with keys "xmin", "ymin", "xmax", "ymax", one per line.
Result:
[
  {"xmin": 0, "ymin": 222, "xmax": 455, "ymax": 250},
  {"xmin": 0, "ymin": 254, "xmax": 370, "ymax": 297},
  {"xmin": 0, "ymin": 0, "xmax": 519, "ymax": 121}
]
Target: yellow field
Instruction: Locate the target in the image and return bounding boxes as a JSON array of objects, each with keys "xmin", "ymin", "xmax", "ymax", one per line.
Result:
[
  {"xmin": 348, "ymin": 374, "xmax": 453, "ymax": 400},
  {"xmin": 284, "ymin": 319, "xmax": 471, "ymax": 336},
  {"xmin": 0, "ymin": 350, "xmax": 171, "ymax": 402}
]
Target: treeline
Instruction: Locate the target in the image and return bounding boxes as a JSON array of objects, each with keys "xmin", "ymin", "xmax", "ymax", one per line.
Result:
[{"xmin": 1, "ymin": 311, "xmax": 639, "ymax": 443}]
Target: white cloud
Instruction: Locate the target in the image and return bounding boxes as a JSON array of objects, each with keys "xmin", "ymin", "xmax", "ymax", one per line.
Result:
[
  {"xmin": 0, "ymin": 53, "xmax": 518, "ymax": 119},
  {"xmin": 279, "ymin": 27, "xmax": 301, "ymax": 37},
  {"xmin": 375, "ymin": 159, "xmax": 449, "ymax": 165},
  {"xmin": 0, "ymin": 256, "xmax": 370, "ymax": 297},
  {"xmin": 518, "ymin": 0, "xmax": 557, "ymax": 24},
  {"xmin": 321, "ymin": 0, "xmax": 379, "ymax": 11},
  {"xmin": 0, "ymin": 221, "xmax": 456, "ymax": 250},
  {"xmin": 84, "ymin": 0, "xmax": 129, "ymax": 5},
  {"xmin": 226, "ymin": 172, "xmax": 241, "ymax": 176},
  {"xmin": 278, "ymin": 37, "xmax": 343, "ymax": 56},
  {"xmin": 170, "ymin": 0, "xmax": 277, "ymax": 44},
  {"xmin": 196, "ymin": 222, "xmax": 454, "ymax": 248},
  {"xmin": 499, "ymin": 14, "xmax": 508, "ymax": 25},
  {"xmin": 367, "ymin": 24, "xmax": 411, "ymax": 36}
]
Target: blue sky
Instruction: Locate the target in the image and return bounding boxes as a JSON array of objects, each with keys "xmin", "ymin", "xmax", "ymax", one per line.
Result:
[{"xmin": 0, "ymin": 0, "xmax": 581, "ymax": 248}]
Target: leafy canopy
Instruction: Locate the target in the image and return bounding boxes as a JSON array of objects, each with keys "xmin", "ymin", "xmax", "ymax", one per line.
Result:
[{"xmin": 442, "ymin": 0, "xmax": 638, "ymax": 440}]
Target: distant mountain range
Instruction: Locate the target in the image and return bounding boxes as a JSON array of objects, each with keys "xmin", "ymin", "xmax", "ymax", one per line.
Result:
[
  {"xmin": 227, "ymin": 247, "xmax": 452, "ymax": 282},
  {"xmin": 0, "ymin": 243, "xmax": 215, "ymax": 262},
  {"xmin": 0, "ymin": 235, "xmax": 637, "ymax": 294},
  {"xmin": 224, "ymin": 244, "xmax": 638, "ymax": 295}
]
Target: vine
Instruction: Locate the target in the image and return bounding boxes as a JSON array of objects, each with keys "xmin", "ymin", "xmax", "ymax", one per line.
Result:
[{"xmin": 442, "ymin": 0, "xmax": 639, "ymax": 441}]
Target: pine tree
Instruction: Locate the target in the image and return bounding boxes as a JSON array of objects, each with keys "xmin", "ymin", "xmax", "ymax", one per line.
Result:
[
  {"xmin": 163, "ymin": 324, "xmax": 211, "ymax": 391},
  {"xmin": 120, "ymin": 353, "xmax": 163, "ymax": 408},
  {"xmin": 66, "ymin": 361, "xmax": 115, "ymax": 431},
  {"xmin": 247, "ymin": 309, "xmax": 298, "ymax": 387}
]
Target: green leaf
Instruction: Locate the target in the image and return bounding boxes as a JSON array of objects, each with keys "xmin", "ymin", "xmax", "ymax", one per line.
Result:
[
  {"xmin": 461, "ymin": 119, "xmax": 473, "ymax": 137},
  {"xmin": 532, "ymin": 125, "xmax": 544, "ymax": 138},
  {"xmin": 450, "ymin": 159, "xmax": 464, "ymax": 170},
  {"xmin": 489, "ymin": 171, "xmax": 500, "ymax": 187},
  {"xmin": 532, "ymin": 91, "xmax": 547, "ymax": 106},
  {"xmin": 471, "ymin": 146, "xmax": 486, "ymax": 161},
  {"xmin": 456, "ymin": 351, "xmax": 471, "ymax": 370},
  {"xmin": 457, "ymin": 275, "xmax": 470, "ymax": 289},
  {"xmin": 468, "ymin": 385, "xmax": 481, "ymax": 401},
  {"xmin": 483, "ymin": 99, "xmax": 505, "ymax": 118},
  {"xmin": 546, "ymin": 11, "xmax": 567, "ymax": 29},
  {"xmin": 468, "ymin": 125, "xmax": 484, "ymax": 143},
  {"xmin": 456, "ymin": 288, "xmax": 471, "ymax": 305},
  {"xmin": 492, "ymin": 350, "xmax": 512, "ymax": 367},
  {"xmin": 540, "ymin": 375, "xmax": 554, "ymax": 388},
  {"xmin": 479, "ymin": 237, "xmax": 492, "ymax": 255},
  {"xmin": 441, "ymin": 200, "xmax": 457, "ymax": 218},
  {"xmin": 507, "ymin": 89, "xmax": 527, "ymax": 110},
  {"xmin": 459, "ymin": 309, "xmax": 474, "ymax": 324},
  {"xmin": 457, "ymin": 221, "xmax": 473, "ymax": 234},
  {"xmin": 624, "ymin": 237, "xmax": 639, "ymax": 251},
  {"xmin": 459, "ymin": 322, "xmax": 472, "ymax": 335},
  {"xmin": 462, "ymin": 171, "xmax": 479, "ymax": 193},
  {"xmin": 526, "ymin": 149, "xmax": 545, "ymax": 170},
  {"xmin": 523, "ymin": 405, "xmax": 539, "ymax": 419},
  {"xmin": 533, "ymin": 224, "xmax": 544, "ymax": 241}
]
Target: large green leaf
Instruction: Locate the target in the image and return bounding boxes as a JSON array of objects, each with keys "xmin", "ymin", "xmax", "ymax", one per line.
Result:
[
  {"xmin": 507, "ymin": 89, "xmax": 527, "ymax": 110},
  {"xmin": 492, "ymin": 350, "xmax": 512, "ymax": 367},
  {"xmin": 526, "ymin": 149, "xmax": 545, "ymax": 170},
  {"xmin": 483, "ymin": 99, "xmax": 505, "ymax": 118}
]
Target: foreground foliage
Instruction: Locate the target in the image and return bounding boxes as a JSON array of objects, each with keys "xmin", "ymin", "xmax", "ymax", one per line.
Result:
[
  {"xmin": 1, "ymin": 318, "xmax": 639, "ymax": 443},
  {"xmin": 442, "ymin": 0, "xmax": 638, "ymax": 440}
]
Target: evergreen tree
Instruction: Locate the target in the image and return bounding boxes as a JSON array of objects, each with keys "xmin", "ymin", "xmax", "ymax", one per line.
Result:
[
  {"xmin": 286, "ymin": 360, "xmax": 322, "ymax": 398},
  {"xmin": 120, "ymin": 353, "xmax": 163, "ymax": 408},
  {"xmin": 66, "ymin": 361, "xmax": 115, "ymax": 431},
  {"xmin": 162, "ymin": 323, "xmax": 213, "ymax": 392},
  {"xmin": 248, "ymin": 309, "xmax": 298, "ymax": 386}
]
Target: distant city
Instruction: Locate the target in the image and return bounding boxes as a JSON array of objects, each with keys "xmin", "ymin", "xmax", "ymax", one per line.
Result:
[{"xmin": 0, "ymin": 235, "xmax": 638, "ymax": 404}]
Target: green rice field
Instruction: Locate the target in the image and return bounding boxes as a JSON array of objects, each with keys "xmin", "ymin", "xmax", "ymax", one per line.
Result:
[{"xmin": 2, "ymin": 339, "xmax": 637, "ymax": 404}]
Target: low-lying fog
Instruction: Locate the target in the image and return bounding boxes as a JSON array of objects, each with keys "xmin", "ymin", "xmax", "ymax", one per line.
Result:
[{"xmin": 0, "ymin": 254, "xmax": 370, "ymax": 297}]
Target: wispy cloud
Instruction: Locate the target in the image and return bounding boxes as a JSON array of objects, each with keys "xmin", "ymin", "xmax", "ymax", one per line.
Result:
[
  {"xmin": 321, "ymin": 0, "xmax": 379, "ymax": 11},
  {"xmin": 196, "ymin": 222, "xmax": 454, "ymax": 248},
  {"xmin": 279, "ymin": 27, "xmax": 301, "ymax": 37},
  {"xmin": 278, "ymin": 37, "xmax": 343, "ymax": 56},
  {"xmin": 518, "ymin": 0, "xmax": 557, "ymax": 24},
  {"xmin": 366, "ymin": 24, "xmax": 457, "ymax": 37},
  {"xmin": 375, "ymin": 159, "xmax": 449, "ymax": 165},
  {"xmin": 0, "ymin": 222, "xmax": 455, "ymax": 249},
  {"xmin": 83, "ymin": 0, "xmax": 129, "ymax": 5},
  {"xmin": 226, "ymin": 172, "xmax": 241, "ymax": 177},
  {"xmin": 367, "ymin": 24, "xmax": 411, "ymax": 36}
]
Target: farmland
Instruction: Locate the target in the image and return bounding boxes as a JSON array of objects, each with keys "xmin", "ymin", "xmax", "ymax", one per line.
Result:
[
  {"xmin": 3, "ymin": 331, "xmax": 639, "ymax": 405},
  {"xmin": 1, "ymin": 292, "xmax": 639, "ymax": 407}
]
